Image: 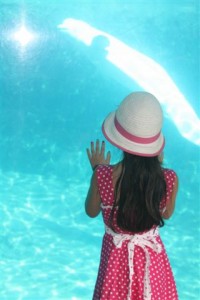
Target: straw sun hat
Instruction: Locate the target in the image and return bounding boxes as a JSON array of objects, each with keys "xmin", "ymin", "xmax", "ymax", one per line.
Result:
[{"xmin": 102, "ymin": 92, "xmax": 165, "ymax": 157}]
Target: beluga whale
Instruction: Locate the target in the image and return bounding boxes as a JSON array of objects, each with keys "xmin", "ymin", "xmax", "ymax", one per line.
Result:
[{"xmin": 58, "ymin": 18, "xmax": 200, "ymax": 146}]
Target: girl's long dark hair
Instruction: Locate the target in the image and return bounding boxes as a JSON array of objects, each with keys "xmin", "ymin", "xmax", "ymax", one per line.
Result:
[{"xmin": 110, "ymin": 152, "xmax": 166, "ymax": 233}]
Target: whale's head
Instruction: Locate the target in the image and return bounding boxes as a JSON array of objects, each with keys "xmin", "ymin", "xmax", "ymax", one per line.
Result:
[{"xmin": 58, "ymin": 18, "xmax": 103, "ymax": 46}]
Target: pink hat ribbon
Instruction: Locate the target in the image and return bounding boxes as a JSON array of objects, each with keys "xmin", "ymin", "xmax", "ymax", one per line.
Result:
[{"xmin": 114, "ymin": 116, "xmax": 161, "ymax": 144}]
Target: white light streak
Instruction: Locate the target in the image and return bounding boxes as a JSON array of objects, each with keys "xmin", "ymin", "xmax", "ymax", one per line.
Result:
[{"xmin": 58, "ymin": 18, "xmax": 200, "ymax": 146}]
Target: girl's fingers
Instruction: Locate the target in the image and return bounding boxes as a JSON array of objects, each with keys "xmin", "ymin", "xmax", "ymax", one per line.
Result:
[
  {"xmin": 91, "ymin": 141, "xmax": 94, "ymax": 153},
  {"xmin": 87, "ymin": 140, "xmax": 110, "ymax": 166},
  {"xmin": 106, "ymin": 151, "xmax": 111, "ymax": 163},
  {"xmin": 95, "ymin": 139, "xmax": 100, "ymax": 153},
  {"xmin": 100, "ymin": 141, "xmax": 105, "ymax": 155},
  {"xmin": 86, "ymin": 148, "xmax": 92, "ymax": 160}
]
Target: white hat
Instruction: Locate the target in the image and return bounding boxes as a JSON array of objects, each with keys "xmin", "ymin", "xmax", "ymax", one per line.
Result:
[{"xmin": 102, "ymin": 92, "xmax": 165, "ymax": 157}]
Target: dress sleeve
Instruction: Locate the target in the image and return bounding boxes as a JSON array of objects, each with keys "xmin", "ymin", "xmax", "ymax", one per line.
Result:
[
  {"xmin": 160, "ymin": 169, "xmax": 177, "ymax": 214},
  {"xmin": 96, "ymin": 165, "xmax": 114, "ymax": 206}
]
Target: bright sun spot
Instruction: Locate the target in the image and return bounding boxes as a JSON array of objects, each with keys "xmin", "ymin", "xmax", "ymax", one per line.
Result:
[{"xmin": 13, "ymin": 26, "xmax": 34, "ymax": 46}]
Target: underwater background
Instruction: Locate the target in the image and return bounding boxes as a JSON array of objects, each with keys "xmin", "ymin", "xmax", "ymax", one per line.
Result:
[{"xmin": 0, "ymin": 0, "xmax": 199, "ymax": 299}]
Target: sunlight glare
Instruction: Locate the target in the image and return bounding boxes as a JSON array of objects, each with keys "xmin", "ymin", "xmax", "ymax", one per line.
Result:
[{"xmin": 13, "ymin": 26, "xmax": 34, "ymax": 47}]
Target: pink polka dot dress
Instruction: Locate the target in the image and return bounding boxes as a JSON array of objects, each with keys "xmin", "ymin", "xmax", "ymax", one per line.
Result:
[{"xmin": 93, "ymin": 165, "xmax": 178, "ymax": 300}]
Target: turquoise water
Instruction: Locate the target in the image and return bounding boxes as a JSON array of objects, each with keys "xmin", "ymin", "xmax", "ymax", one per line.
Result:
[{"xmin": 0, "ymin": 0, "xmax": 199, "ymax": 299}]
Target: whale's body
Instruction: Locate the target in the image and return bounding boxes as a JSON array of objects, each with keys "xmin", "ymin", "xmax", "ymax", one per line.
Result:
[{"xmin": 58, "ymin": 18, "xmax": 200, "ymax": 146}]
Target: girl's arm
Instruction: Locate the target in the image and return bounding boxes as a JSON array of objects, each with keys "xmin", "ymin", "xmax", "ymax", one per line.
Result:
[
  {"xmin": 162, "ymin": 174, "xmax": 179, "ymax": 219},
  {"xmin": 85, "ymin": 140, "xmax": 111, "ymax": 218},
  {"xmin": 85, "ymin": 170, "xmax": 101, "ymax": 217}
]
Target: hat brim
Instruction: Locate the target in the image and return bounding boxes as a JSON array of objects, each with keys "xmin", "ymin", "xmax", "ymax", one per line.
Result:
[{"xmin": 102, "ymin": 112, "xmax": 165, "ymax": 157}]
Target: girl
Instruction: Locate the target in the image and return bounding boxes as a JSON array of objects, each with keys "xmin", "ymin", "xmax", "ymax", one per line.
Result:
[{"xmin": 85, "ymin": 92, "xmax": 178, "ymax": 300}]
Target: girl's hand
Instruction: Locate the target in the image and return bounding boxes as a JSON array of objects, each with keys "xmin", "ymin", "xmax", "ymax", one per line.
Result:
[{"xmin": 86, "ymin": 140, "xmax": 111, "ymax": 170}]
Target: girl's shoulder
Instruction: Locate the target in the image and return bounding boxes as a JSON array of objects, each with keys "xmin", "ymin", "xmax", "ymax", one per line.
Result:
[
  {"xmin": 162, "ymin": 167, "xmax": 177, "ymax": 177},
  {"xmin": 96, "ymin": 163, "xmax": 122, "ymax": 174},
  {"xmin": 96, "ymin": 163, "xmax": 122, "ymax": 188},
  {"xmin": 96, "ymin": 164, "xmax": 113, "ymax": 173},
  {"xmin": 162, "ymin": 168, "xmax": 178, "ymax": 186},
  {"xmin": 96, "ymin": 164, "xmax": 113, "ymax": 180}
]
